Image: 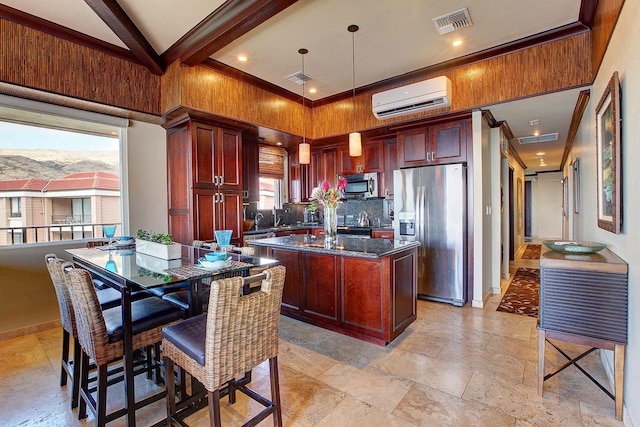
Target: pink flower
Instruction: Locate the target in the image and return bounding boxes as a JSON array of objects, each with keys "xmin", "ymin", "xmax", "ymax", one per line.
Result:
[
  {"xmin": 321, "ymin": 180, "xmax": 330, "ymax": 192},
  {"xmin": 337, "ymin": 177, "xmax": 347, "ymax": 191}
]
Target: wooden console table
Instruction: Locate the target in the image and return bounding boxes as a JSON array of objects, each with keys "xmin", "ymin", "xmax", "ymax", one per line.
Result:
[{"xmin": 538, "ymin": 246, "xmax": 628, "ymax": 420}]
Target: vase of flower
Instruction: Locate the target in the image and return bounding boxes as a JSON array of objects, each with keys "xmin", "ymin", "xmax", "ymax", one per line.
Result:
[
  {"xmin": 309, "ymin": 177, "xmax": 347, "ymax": 244},
  {"xmin": 324, "ymin": 205, "xmax": 338, "ymax": 243}
]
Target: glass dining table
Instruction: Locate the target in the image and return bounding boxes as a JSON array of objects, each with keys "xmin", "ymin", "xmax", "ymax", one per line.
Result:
[{"xmin": 66, "ymin": 244, "xmax": 279, "ymax": 427}]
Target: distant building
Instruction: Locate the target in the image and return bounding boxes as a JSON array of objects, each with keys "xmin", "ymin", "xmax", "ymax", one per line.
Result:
[{"xmin": 0, "ymin": 171, "xmax": 120, "ymax": 245}]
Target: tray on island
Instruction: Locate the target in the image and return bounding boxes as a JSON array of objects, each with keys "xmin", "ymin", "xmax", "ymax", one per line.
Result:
[{"xmin": 543, "ymin": 241, "xmax": 607, "ymax": 254}]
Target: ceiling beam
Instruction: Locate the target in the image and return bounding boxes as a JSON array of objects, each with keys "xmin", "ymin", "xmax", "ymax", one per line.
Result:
[
  {"xmin": 163, "ymin": 0, "xmax": 299, "ymax": 66},
  {"xmin": 83, "ymin": 0, "xmax": 164, "ymax": 75}
]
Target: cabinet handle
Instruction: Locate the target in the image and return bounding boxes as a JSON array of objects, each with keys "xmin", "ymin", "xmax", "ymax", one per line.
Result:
[
  {"xmin": 220, "ymin": 193, "xmax": 225, "ymax": 203},
  {"xmin": 213, "ymin": 176, "xmax": 219, "ymax": 186},
  {"xmin": 385, "ymin": 189, "xmax": 389, "ymax": 197},
  {"xmin": 426, "ymin": 152, "xmax": 431, "ymax": 162},
  {"xmin": 432, "ymin": 151, "xmax": 435, "ymax": 161},
  {"xmin": 219, "ymin": 175, "xmax": 224, "ymax": 186}
]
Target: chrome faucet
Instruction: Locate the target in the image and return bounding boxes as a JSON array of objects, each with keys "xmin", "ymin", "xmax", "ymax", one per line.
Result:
[{"xmin": 254, "ymin": 212, "xmax": 264, "ymax": 229}]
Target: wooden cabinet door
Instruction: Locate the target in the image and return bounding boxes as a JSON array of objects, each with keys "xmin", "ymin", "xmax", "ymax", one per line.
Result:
[
  {"xmin": 342, "ymin": 257, "xmax": 383, "ymax": 333},
  {"xmin": 193, "ymin": 122, "xmax": 217, "ymax": 187},
  {"xmin": 217, "ymin": 128, "xmax": 242, "ymax": 190},
  {"xmin": 397, "ymin": 127, "xmax": 428, "ymax": 167},
  {"xmin": 242, "ymin": 138, "xmax": 259, "ymax": 202},
  {"xmin": 338, "ymin": 146, "xmax": 360, "ymax": 175},
  {"xmin": 362, "ymin": 140, "xmax": 384, "ymax": 173},
  {"xmin": 217, "ymin": 191, "xmax": 243, "ymax": 245},
  {"xmin": 302, "ymin": 253, "xmax": 339, "ymax": 322},
  {"xmin": 430, "ymin": 120, "xmax": 467, "ymax": 164},
  {"xmin": 383, "ymin": 139, "xmax": 397, "ymax": 198},
  {"xmin": 309, "ymin": 150, "xmax": 322, "ymax": 193},
  {"xmin": 288, "ymin": 149, "xmax": 302, "ymax": 203},
  {"xmin": 193, "ymin": 191, "xmax": 242, "ymax": 245},
  {"xmin": 321, "ymin": 148, "xmax": 338, "ymax": 187},
  {"xmin": 270, "ymin": 248, "xmax": 301, "ymax": 310}
]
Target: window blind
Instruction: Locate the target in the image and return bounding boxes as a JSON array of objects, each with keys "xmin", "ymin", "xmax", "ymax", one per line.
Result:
[{"xmin": 258, "ymin": 145, "xmax": 285, "ymax": 179}]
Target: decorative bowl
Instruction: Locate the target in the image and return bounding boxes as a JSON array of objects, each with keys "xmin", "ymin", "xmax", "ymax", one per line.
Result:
[
  {"xmin": 543, "ymin": 240, "xmax": 607, "ymax": 254},
  {"xmin": 204, "ymin": 251, "xmax": 227, "ymax": 262},
  {"xmin": 116, "ymin": 236, "xmax": 135, "ymax": 246},
  {"xmin": 199, "ymin": 258, "xmax": 231, "ymax": 270}
]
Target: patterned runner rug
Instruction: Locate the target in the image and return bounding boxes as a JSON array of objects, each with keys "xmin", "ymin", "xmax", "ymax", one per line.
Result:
[
  {"xmin": 497, "ymin": 267, "xmax": 540, "ymax": 318},
  {"xmin": 521, "ymin": 244, "xmax": 542, "ymax": 259}
]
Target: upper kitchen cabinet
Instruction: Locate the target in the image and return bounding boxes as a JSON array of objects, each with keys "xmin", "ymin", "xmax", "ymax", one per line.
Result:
[
  {"xmin": 338, "ymin": 139, "xmax": 384, "ymax": 175},
  {"xmin": 320, "ymin": 147, "xmax": 338, "ymax": 187},
  {"xmin": 397, "ymin": 119, "xmax": 469, "ymax": 168},
  {"xmin": 242, "ymin": 137, "xmax": 259, "ymax": 202},
  {"xmin": 383, "ymin": 138, "xmax": 397, "ymax": 198},
  {"xmin": 192, "ymin": 122, "xmax": 242, "ymax": 190}
]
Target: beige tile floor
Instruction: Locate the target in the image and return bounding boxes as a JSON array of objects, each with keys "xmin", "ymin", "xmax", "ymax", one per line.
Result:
[{"xmin": 0, "ymin": 246, "xmax": 624, "ymax": 426}]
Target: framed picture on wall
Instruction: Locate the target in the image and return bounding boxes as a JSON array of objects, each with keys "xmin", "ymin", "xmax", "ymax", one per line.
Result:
[{"xmin": 595, "ymin": 71, "xmax": 622, "ymax": 234}]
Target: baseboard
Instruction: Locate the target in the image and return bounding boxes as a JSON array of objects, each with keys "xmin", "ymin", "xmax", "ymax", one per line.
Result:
[
  {"xmin": 472, "ymin": 290, "xmax": 492, "ymax": 308},
  {"xmin": 0, "ymin": 319, "xmax": 61, "ymax": 341}
]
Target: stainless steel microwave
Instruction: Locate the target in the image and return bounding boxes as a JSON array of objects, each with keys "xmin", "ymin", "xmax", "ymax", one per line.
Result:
[{"xmin": 341, "ymin": 173, "xmax": 379, "ymax": 198}]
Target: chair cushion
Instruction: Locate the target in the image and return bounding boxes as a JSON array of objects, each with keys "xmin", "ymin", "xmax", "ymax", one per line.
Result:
[
  {"xmin": 147, "ymin": 282, "xmax": 188, "ymax": 298},
  {"xmin": 102, "ymin": 296, "xmax": 185, "ymax": 343},
  {"xmin": 162, "ymin": 313, "xmax": 207, "ymax": 366},
  {"xmin": 96, "ymin": 288, "xmax": 150, "ymax": 310},
  {"xmin": 162, "ymin": 289, "xmax": 210, "ymax": 311}
]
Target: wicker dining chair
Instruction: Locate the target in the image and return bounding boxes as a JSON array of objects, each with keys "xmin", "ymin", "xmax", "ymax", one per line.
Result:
[
  {"xmin": 45, "ymin": 253, "xmax": 149, "ymax": 406},
  {"xmin": 162, "ymin": 265, "xmax": 286, "ymax": 427},
  {"xmin": 62, "ymin": 262, "xmax": 184, "ymax": 427}
]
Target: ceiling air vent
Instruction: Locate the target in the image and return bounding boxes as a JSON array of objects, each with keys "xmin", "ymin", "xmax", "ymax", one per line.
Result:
[
  {"xmin": 517, "ymin": 133, "xmax": 559, "ymax": 144},
  {"xmin": 432, "ymin": 8, "xmax": 473, "ymax": 35},
  {"xmin": 285, "ymin": 71, "xmax": 312, "ymax": 85}
]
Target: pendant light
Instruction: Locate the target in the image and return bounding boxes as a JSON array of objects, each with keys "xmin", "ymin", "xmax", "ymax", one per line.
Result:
[
  {"xmin": 348, "ymin": 24, "xmax": 362, "ymax": 157},
  {"xmin": 298, "ymin": 48, "xmax": 310, "ymax": 165}
]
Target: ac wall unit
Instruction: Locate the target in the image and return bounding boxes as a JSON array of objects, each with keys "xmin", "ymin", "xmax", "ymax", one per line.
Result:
[{"xmin": 372, "ymin": 76, "xmax": 452, "ymax": 120}]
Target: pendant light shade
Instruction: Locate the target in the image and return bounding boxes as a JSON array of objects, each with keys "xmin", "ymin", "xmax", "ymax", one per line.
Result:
[
  {"xmin": 298, "ymin": 48, "xmax": 310, "ymax": 165},
  {"xmin": 299, "ymin": 141, "xmax": 310, "ymax": 164},
  {"xmin": 349, "ymin": 132, "xmax": 362, "ymax": 157},
  {"xmin": 348, "ymin": 24, "xmax": 362, "ymax": 158}
]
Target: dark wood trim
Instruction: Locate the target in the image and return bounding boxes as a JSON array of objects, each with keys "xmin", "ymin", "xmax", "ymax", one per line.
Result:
[
  {"xmin": 500, "ymin": 121, "xmax": 515, "ymax": 141},
  {"xmin": 560, "ymin": 89, "xmax": 591, "ymax": 169},
  {"xmin": 83, "ymin": 0, "xmax": 164, "ymax": 75},
  {"xmin": 579, "ymin": 0, "xmax": 599, "ymax": 28},
  {"xmin": 199, "ymin": 59, "xmax": 303, "ymax": 103},
  {"xmin": 312, "ymin": 22, "xmax": 589, "ymax": 108},
  {"xmin": 482, "ymin": 110, "xmax": 498, "ymax": 127},
  {"xmin": 0, "ymin": 3, "xmax": 138, "ymax": 64},
  {"xmin": 163, "ymin": 0, "xmax": 299, "ymax": 66},
  {"xmin": 508, "ymin": 143, "xmax": 527, "ymax": 170}
]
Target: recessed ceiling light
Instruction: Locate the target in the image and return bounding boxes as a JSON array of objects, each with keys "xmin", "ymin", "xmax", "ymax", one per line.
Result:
[
  {"xmin": 276, "ymin": 142, "xmax": 282, "ymax": 146},
  {"xmin": 309, "ymin": 88, "xmax": 317, "ymax": 94},
  {"xmin": 536, "ymin": 152, "xmax": 546, "ymax": 156},
  {"xmin": 238, "ymin": 55, "xmax": 248, "ymax": 62},
  {"xmin": 533, "ymin": 131, "xmax": 540, "ymax": 136},
  {"xmin": 452, "ymin": 40, "xmax": 463, "ymax": 47}
]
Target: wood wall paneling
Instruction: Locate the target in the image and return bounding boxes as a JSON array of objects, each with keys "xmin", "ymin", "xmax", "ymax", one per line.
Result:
[
  {"xmin": 312, "ymin": 33, "xmax": 592, "ymax": 139},
  {"xmin": 0, "ymin": 18, "xmax": 161, "ymax": 115}
]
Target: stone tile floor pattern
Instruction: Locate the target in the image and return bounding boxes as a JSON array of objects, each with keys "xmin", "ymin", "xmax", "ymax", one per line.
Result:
[{"xmin": 0, "ymin": 246, "xmax": 625, "ymax": 426}]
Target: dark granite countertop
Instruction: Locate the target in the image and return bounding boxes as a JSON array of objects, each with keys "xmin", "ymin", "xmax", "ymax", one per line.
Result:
[
  {"xmin": 244, "ymin": 224, "xmax": 394, "ymax": 236},
  {"xmin": 247, "ymin": 234, "xmax": 419, "ymax": 259}
]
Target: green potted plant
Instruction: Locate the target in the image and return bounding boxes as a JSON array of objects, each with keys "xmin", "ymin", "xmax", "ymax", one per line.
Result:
[{"xmin": 135, "ymin": 229, "xmax": 182, "ymax": 260}]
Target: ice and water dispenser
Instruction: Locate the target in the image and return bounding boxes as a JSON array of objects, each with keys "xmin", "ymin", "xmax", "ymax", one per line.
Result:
[{"xmin": 397, "ymin": 211, "xmax": 416, "ymax": 236}]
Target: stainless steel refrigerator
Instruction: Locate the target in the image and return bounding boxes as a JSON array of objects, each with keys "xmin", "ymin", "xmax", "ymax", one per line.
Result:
[{"xmin": 393, "ymin": 164, "xmax": 467, "ymax": 306}]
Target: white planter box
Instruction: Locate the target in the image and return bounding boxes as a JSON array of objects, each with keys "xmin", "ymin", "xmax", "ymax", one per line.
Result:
[
  {"xmin": 135, "ymin": 252, "xmax": 181, "ymax": 274},
  {"xmin": 135, "ymin": 240, "xmax": 182, "ymax": 260}
]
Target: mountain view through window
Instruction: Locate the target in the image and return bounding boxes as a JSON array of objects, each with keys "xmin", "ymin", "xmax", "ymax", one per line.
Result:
[{"xmin": 0, "ymin": 120, "xmax": 120, "ymax": 245}]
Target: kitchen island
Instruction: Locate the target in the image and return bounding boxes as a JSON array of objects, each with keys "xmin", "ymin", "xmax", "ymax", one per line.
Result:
[{"xmin": 249, "ymin": 235, "xmax": 419, "ymax": 345}]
